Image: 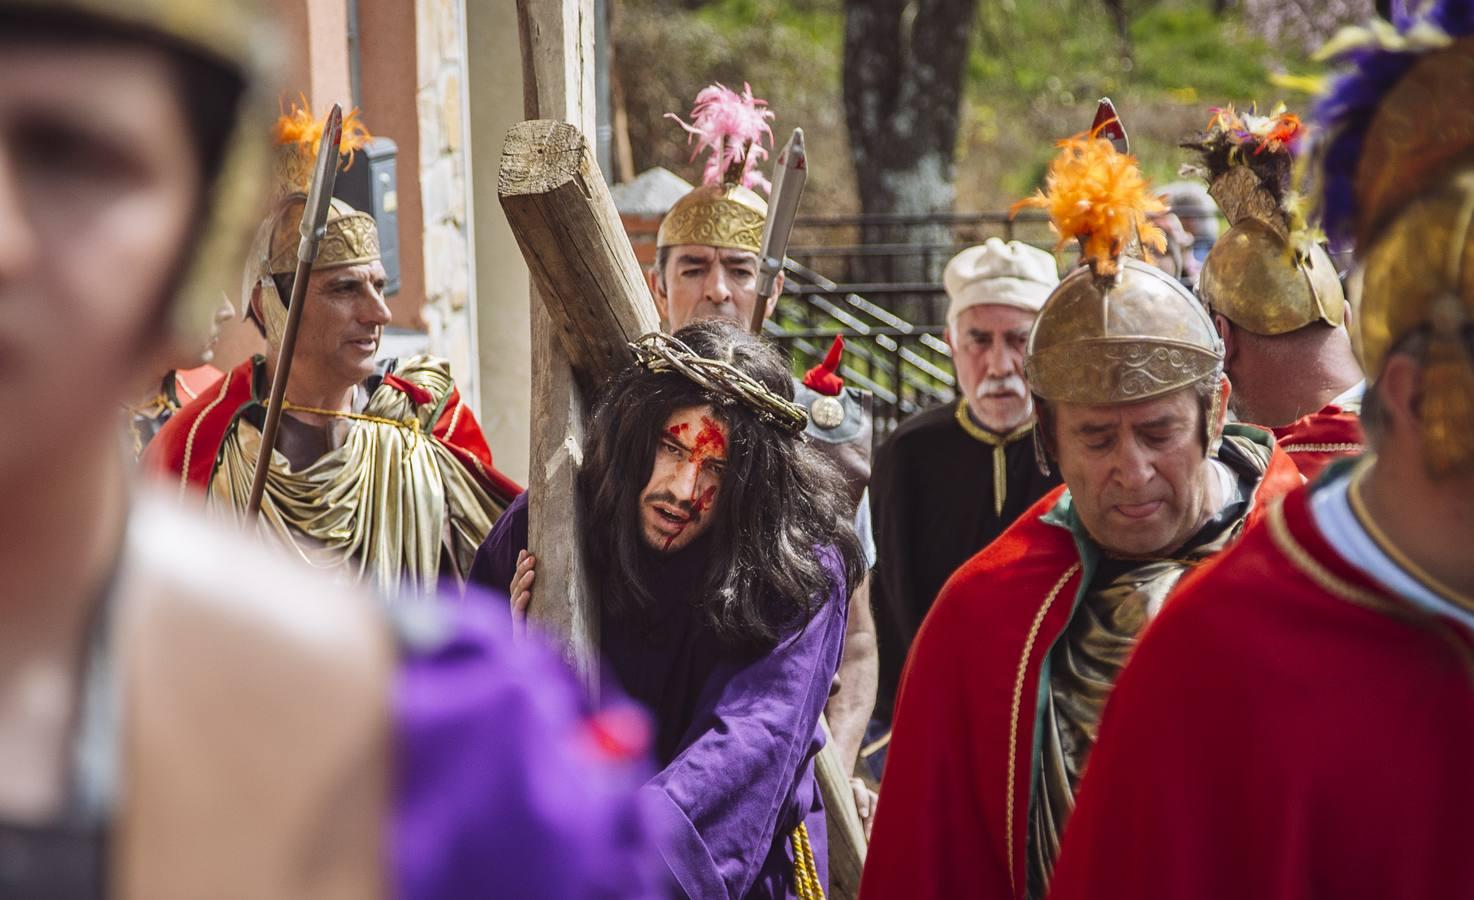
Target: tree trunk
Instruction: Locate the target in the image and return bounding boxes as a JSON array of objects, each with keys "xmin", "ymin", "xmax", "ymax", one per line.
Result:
[
  {"xmin": 1101, "ymin": 0, "xmax": 1131, "ymax": 44},
  {"xmin": 842, "ymin": 0, "xmax": 979, "ymax": 302}
]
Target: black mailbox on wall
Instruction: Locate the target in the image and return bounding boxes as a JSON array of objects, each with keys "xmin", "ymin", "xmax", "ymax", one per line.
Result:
[{"xmin": 334, "ymin": 136, "xmax": 400, "ymax": 295}]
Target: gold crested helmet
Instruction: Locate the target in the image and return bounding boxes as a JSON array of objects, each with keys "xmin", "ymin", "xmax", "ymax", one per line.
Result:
[
  {"xmin": 658, "ymin": 83, "xmax": 775, "ymax": 255},
  {"xmin": 1184, "ymin": 104, "xmax": 1346, "ymax": 335},
  {"xmin": 1315, "ymin": 9, "xmax": 1474, "ymax": 476},
  {"xmin": 658, "ymin": 182, "xmax": 768, "ymax": 255},
  {"xmin": 245, "ymin": 101, "xmax": 379, "ymax": 346},
  {"xmin": 0, "ymin": 0, "xmax": 281, "ymax": 348},
  {"xmin": 1012, "ymin": 122, "xmax": 1224, "ymax": 416}
]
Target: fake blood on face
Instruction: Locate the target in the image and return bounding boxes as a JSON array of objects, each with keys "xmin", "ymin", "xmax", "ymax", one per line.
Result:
[
  {"xmin": 660, "ymin": 486, "xmax": 718, "ymax": 552},
  {"xmin": 690, "ymin": 416, "xmax": 727, "ymax": 465}
]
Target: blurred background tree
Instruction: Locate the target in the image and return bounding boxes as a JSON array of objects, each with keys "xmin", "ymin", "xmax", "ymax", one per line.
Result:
[{"xmin": 612, "ymin": 0, "xmax": 1373, "ymax": 236}]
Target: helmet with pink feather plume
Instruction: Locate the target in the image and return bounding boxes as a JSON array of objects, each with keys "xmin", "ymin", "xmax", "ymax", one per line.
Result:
[{"xmin": 657, "ymin": 83, "xmax": 775, "ymax": 254}]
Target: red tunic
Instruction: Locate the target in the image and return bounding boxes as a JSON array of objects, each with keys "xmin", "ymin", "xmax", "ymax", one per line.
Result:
[
  {"xmin": 142, "ymin": 356, "xmax": 522, "ymax": 503},
  {"xmin": 860, "ymin": 431, "xmax": 1301, "ymax": 900},
  {"xmin": 1049, "ymin": 479, "xmax": 1474, "ymax": 899},
  {"xmin": 1271, "ymin": 401, "xmax": 1364, "ymax": 481}
]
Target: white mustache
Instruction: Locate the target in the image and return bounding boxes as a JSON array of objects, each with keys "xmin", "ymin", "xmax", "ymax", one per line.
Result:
[{"xmin": 974, "ymin": 375, "xmax": 1028, "ymax": 400}]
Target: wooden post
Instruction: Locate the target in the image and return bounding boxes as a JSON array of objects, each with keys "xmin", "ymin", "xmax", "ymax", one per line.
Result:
[
  {"xmin": 514, "ymin": 0, "xmax": 601, "ymax": 677},
  {"xmin": 817, "ymin": 720, "xmax": 867, "ymax": 896},
  {"xmin": 497, "ymin": 117, "xmax": 658, "ymax": 679}
]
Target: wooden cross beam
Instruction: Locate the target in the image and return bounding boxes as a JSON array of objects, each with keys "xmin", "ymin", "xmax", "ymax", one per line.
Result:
[
  {"xmin": 497, "ymin": 118, "xmax": 658, "ymax": 675},
  {"xmin": 499, "ymin": 120, "xmax": 658, "ymax": 395}
]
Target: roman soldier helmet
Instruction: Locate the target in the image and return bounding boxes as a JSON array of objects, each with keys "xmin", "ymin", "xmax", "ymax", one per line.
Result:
[
  {"xmin": 1185, "ymin": 104, "xmax": 1346, "ymax": 335},
  {"xmin": 245, "ymin": 101, "xmax": 380, "ymax": 346},
  {"xmin": 0, "ymin": 0, "xmax": 280, "ymax": 347},
  {"xmin": 1012, "ymin": 113, "xmax": 1224, "ymax": 438},
  {"xmin": 657, "ymin": 83, "xmax": 774, "ymax": 255},
  {"xmin": 1314, "ymin": 1, "xmax": 1474, "ymax": 476}
]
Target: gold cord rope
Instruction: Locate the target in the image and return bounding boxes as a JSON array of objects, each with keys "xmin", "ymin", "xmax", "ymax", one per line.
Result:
[
  {"xmin": 1264, "ymin": 496, "xmax": 1395, "ymax": 616},
  {"xmin": 791, "ymin": 822, "xmax": 826, "ymax": 900},
  {"xmin": 179, "ymin": 370, "xmax": 235, "ymax": 496},
  {"xmin": 279, "ymin": 399, "xmax": 422, "ymax": 432},
  {"xmin": 1265, "ymin": 494, "xmax": 1474, "ymax": 684}
]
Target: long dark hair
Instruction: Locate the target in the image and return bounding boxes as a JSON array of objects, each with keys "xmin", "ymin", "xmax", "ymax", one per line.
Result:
[{"xmin": 579, "ymin": 318, "xmax": 866, "ymax": 652}]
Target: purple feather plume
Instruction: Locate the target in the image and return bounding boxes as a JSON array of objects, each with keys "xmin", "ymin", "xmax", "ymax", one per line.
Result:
[{"xmin": 1313, "ymin": 0, "xmax": 1474, "ymax": 246}]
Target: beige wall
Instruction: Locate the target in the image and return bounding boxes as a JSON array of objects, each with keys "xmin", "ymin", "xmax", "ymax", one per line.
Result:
[
  {"xmin": 465, "ymin": 0, "xmax": 532, "ymax": 484},
  {"xmin": 211, "ymin": 0, "xmax": 361, "ymax": 375},
  {"xmin": 358, "ymin": 0, "xmax": 428, "ymax": 330}
]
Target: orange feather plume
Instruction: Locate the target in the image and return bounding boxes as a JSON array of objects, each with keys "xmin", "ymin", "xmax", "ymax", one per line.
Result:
[
  {"xmin": 1010, "ymin": 126, "xmax": 1167, "ymax": 277},
  {"xmin": 271, "ymin": 95, "xmax": 372, "ymax": 193}
]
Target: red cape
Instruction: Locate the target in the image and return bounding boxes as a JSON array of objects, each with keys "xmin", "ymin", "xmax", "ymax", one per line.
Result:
[
  {"xmin": 1049, "ymin": 480, "xmax": 1474, "ymax": 900},
  {"xmin": 861, "ymin": 431, "xmax": 1301, "ymax": 900},
  {"xmin": 172, "ymin": 364, "xmax": 224, "ymax": 404},
  {"xmin": 1271, "ymin": 402, "xmax": 1364, "ymax": 481},
  {"xmin": 143, "ymin": 356, "xmax": 522, "ymax": 503}
]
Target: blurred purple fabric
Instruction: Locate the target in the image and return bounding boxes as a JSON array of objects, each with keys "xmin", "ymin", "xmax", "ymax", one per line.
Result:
[{"xmin": 392, "ymin": 583, "xmax": 667, "ymax": 899}]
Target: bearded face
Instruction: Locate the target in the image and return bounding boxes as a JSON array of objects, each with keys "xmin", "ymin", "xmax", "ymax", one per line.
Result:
[{"xmin": 947, "ymin": 304, "xmax": 1038, "ymax": 433}]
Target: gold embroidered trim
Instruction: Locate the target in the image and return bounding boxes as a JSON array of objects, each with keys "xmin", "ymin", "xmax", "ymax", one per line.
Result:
[
  {"xmin": 1266, "ymin": 495, "xmax": 1474, "ymax": 681},
  {"xmin": 441, "ymin": 396, "xmax": 465, "ymax": 443},
  {"xmin": 954, "ymin": 400, "xmax": 1034, "ymax": 516},
  {"xmin": 1348, "ymin": 462, "xmax": 1474, "ymax": 612},
  {"xmin": 1265, "ymin": 497, "xmax": 1396, "ymax": 615},
  {"xmin": 1006, "ymin": 561, "xmax": 1081, "ymax": 897},
  {"xmin": 1281, "ymin": 442, "xmax": 1363, "ymax": 454},
  {"xmin": 178, "ymin": 370, "xmax": 234, "ymax": 497}
]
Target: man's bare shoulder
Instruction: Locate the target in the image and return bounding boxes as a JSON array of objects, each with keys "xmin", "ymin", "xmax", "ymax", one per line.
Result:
[
  {"xmin": 115, "ymin": 490, "xmax": 391, "ymax": 897},
  {"xmin": 118, "ymin": 489, "xmax": 394, "ymax": 707}
]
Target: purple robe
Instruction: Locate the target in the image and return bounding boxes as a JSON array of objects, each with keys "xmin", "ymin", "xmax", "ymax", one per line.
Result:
[
  {"xmin": 471, "ymin": 493, "xmax": 849, "ymax": 899},
  {"xmin": 393, "ymin": 582, "xmax": 666, "ymax": 899}
]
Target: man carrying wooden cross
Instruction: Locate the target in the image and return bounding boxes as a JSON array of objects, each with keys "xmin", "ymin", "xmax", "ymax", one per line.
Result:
[
  {"xmin": 471, "ymin": 317, "xmax": 866, "ymax": 899},
  {"xmin": 646, "ymin": 84, "xmax": 880, "ymax": 821}
]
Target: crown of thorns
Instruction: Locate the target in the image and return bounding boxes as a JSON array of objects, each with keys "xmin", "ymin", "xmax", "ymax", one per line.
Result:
[{"xmin": 629, "ymin": 332, "xmax": 809, "ymax": 435}]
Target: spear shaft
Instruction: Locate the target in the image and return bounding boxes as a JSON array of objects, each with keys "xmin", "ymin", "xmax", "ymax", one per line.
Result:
[{"xmin": 246, "ymin": 104, "xmax": 344, "ymax": 516}]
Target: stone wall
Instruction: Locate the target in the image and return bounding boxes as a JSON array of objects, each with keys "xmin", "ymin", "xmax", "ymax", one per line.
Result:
[{"xmin": 413, "ymin": 0, "xmax": 479, "ymax": 406}]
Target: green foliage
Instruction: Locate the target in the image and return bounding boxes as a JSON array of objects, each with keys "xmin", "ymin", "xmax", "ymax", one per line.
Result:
[
  {"xmin": 689, "ymin": 0, "xmax": 843, "ymax": 51},
  {"xmin": 958, "ymin": 0, "xmax": 1329, "ymax": 207},
  {"xmin": 615, "ymin": 0, "xmax": 1334, "ymax": 213}
]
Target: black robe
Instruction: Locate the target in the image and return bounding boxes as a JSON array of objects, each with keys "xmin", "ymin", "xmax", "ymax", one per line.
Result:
[{"xmin": 870, "ymin": 401, "xmax": 1060, "ymax": 718}]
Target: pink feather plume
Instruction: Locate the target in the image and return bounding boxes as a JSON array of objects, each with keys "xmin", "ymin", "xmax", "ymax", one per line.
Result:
[{"xmin": 666, "ymin": 82, "xmax": 775, "ymax": 194}]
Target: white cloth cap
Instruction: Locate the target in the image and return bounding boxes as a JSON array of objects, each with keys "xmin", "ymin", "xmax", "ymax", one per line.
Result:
[{"xmin": 943, "ymin": 238, "xmax": 1059, "ymax": 325}]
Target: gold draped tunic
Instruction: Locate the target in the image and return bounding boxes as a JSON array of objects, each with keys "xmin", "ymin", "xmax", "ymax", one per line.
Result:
[{"xmin": 210, "ymin": 356, "xmax": 502, "ymax": 595}]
